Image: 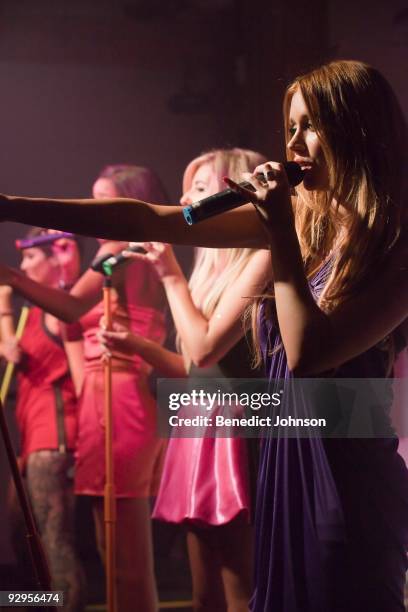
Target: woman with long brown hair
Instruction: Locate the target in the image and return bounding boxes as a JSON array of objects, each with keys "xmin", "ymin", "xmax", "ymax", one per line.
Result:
[{"xmin": 224, "ymin": 61, "xmax": 408, "ymax": 611}]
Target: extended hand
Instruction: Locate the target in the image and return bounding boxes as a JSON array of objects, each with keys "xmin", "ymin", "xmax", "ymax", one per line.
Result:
[
  {"xmin": 0, "ymin": 337, "xmax": 22, "ymax": 364},
  {"xmin": 123, "ymin": 241, "xmax": 182, "ymax": 281}
]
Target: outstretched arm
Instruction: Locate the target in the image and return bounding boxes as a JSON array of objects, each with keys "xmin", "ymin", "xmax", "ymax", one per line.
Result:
[{"xmin": 1, "ymin": 195, "xmax": 268, "ymax": 248}]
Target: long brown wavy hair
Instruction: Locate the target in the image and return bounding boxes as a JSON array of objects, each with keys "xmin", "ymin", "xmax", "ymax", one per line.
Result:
[{"xmin": 250, "ymin": 60, "xmax": 407, "ymax": 367}]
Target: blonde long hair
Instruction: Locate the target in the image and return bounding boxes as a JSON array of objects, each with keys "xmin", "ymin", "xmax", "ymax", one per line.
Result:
[
  {"xmin": 178, "ymin": 148, "xmax": 267, "ymax": 362},
  {"xmin": 251, "ymin": 60, "xmax": 407, "ymax": 366}
]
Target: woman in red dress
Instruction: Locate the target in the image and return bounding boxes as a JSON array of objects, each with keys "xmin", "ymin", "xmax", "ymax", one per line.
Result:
[{"xmin": 0, "ymin": 227, "xmax": 85, "ymax": 612}]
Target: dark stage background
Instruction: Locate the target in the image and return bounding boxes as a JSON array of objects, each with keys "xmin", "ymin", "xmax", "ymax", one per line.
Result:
[{"xmin": 0, "ymin": 0, "xmax": 407, "ymax": 605}]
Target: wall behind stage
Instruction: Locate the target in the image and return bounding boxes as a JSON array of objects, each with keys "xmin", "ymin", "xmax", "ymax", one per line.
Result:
[
  {"xmin": 328, "ymin": 0, "xmax": 408, "ymax": 116},
  {"xmin": 0, "ymin": 1, "xmax": 232, "ymax": 271}
]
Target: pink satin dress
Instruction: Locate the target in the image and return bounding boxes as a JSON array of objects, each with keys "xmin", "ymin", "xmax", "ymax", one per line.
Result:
[
  {"xmin": 153, "ymin": 339, "xmax": 258, "ymax": 526},
  {"xmin": 74, "ymin": 260, "xmax": 166, "ymax": 498}
]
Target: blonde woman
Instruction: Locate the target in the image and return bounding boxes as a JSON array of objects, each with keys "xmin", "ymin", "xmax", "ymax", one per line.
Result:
[
  {"xmin": 100, "ymin": 149, "xmax": 271, "ymax": 611},
  {"xmin": 1, "ymin": 60, "xmax": 407, "ymax": 612}
]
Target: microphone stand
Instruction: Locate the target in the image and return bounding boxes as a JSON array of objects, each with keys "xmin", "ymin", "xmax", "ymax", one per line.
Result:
[
  {"xmin": 91, "ymin": 254, "xmax": 117, "ymax": 612},
  {"xmin": 90, "ymin": 246, "xmax": 145, "ymax": 612}
]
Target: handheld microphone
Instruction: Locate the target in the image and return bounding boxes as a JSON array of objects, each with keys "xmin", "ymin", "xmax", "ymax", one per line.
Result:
[
  {"xmin": 182, "ymin": 161, "xmax": 304, "ymax": 225},
  {"xmin": 91, "ymin": 245, "xmax": 147, "ymax": 277},
  {"xmin": 15, "ymin": 232, "xmax": 75, "ymax": 250}
]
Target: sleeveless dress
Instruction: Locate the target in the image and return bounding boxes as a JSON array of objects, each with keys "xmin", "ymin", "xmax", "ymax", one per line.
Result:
[
  {"xmin": 74, "ymin": 261, "xmax": 166, "ymax": 498},
  {"xmin": 153, "ymin": 338, "xmax": 259, "ymax": 526},
  {"xmin": 16, "ymin": 306, "xmax": 77, "ymax": 462},
  {"xmin": 250, "ymin": 260, "xmax": 408, "ymax": 611}
]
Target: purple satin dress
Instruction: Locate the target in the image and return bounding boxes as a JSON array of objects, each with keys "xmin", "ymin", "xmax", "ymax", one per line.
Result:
[{"xmin": 251, "ymin": 260, "xmax": 408, "ymax": 612}]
